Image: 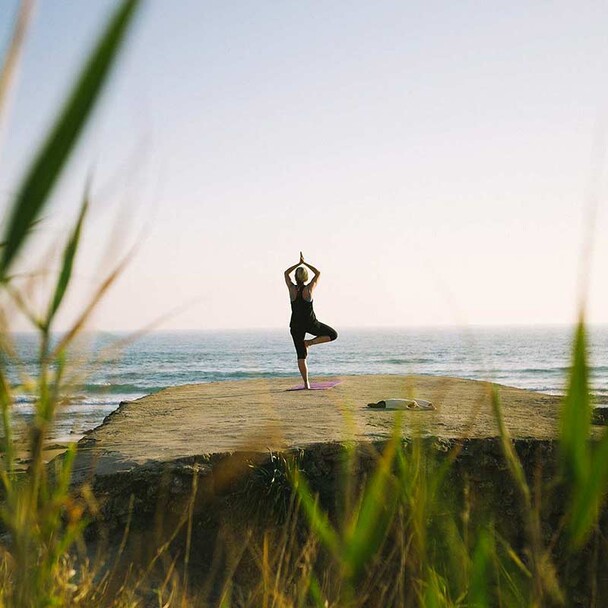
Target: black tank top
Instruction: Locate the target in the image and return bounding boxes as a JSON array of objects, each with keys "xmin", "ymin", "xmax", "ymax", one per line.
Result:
[{"xmin": 290, "ymin": 284, "xmax": 316, "ymax": 328}]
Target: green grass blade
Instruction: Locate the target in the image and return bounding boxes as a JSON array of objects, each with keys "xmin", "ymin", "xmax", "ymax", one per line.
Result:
[
  {"xmin": 490, "ymin": 387, "xmax": 531, "ymax": 507},
  {"xmin": 421, "ymin": 569, "xmax": 449, "ymax": 608},
  {"xmin": 45, "ymin": 196, "xmax": 88, "ymax": 328},
  {"xmin": 344, "ymin": 438, "xmax": 398, "ymax": 579},
  {"xmin": 559, "ymin": 320, "xmax": 591, "ymax": 483},
  {"xmin": 218, "ymin": 581, "xmax": 232, "ymax": 608},
  {"xmin": 308, "ymin": 574, "xmax": 327, "ymax": 608},
  {"xmin": 0, "ymin": 0, "xmax": 140, "ymax": 278},
  {"xmin": 495, "ymin": 532, "xmax": 531, "ymax": 579},
  {"xmin": 568, "ymin": 432, "xmax": 608, "ymax": 546},
  {"xmin": 0, "ymin": 369, "xmax": 15, "ymax": 484},
  {"xmin": 292, "ymin": 469, "xmax": 340, "ymax": 556},
  {"xmin": 468, "ymin": 527, "xmax": 495, "ymax": 608}
]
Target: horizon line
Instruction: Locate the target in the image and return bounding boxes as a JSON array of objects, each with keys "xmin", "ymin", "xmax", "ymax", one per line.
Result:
[{"xmin": 10, "ymin": 321, "xmax": 608, "ymax": 334}]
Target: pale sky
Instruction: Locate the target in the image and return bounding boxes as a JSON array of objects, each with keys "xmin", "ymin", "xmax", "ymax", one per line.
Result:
[{"xmin": 1, "ymin": 1, "xmax": 608, "ymax": 330}]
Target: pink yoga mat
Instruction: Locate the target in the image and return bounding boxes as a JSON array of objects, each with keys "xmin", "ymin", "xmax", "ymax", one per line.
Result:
[{"xmin": 286, "ymin": 380, "xmax": 341, "ymax": 391}]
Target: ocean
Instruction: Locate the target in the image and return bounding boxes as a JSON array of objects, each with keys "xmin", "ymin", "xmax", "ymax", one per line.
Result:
[{"xmin": 9, "ymin": 325, "xmax": 608, "ymax": 442}]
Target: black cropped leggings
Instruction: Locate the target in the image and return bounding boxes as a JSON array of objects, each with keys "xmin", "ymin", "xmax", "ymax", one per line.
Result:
[{"xmin": 290, "ymin": 321, "xmax": 338, "ymax": 359}]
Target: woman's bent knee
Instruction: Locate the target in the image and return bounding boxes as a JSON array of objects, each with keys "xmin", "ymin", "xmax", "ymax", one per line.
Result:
[{"xmin": 329, "ymin": 329, "xmax": 338, "ymax": 341}]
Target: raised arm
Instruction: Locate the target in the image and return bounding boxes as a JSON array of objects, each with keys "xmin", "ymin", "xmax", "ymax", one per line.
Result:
[
  {"xmin": 284, "ymin": 261, "xmax": 300, "ymax": 288},
  {"xmin": 300, "ymin": 255, "xmax": 321, "ymax": 291}
]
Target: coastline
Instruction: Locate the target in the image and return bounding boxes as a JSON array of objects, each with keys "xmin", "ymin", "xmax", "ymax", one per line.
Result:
[
  {"xmin": 10, "ymin": 325, "xmax": 608, "ymax": 451},
  {"xmin": 70, "ymin": 374, "xmax": 564, "ymax": 481},
  {"xmin": 64, "ymin": 374, "xmax": 608, "ymax": 603}
]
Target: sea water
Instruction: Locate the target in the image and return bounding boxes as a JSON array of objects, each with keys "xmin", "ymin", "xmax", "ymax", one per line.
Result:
[{"xmin": 9, "ymin": 325, "xmax": 608, "ymax": 441}]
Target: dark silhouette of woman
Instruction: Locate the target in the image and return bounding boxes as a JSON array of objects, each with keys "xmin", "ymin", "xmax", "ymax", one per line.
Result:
[{"xmin": 284, "ymin": 252, "xmax": 338, "ymax": 388}]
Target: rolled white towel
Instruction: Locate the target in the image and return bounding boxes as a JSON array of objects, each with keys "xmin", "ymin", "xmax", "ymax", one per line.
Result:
[{"xmin": 367, "ymin": 398, "xmax": 435, "ymax": 410}]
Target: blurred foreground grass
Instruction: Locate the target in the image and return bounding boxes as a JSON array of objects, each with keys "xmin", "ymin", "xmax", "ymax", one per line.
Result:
[{"xmin": 1, "ymin": 2, "xmax": 608, "ymax": 606}]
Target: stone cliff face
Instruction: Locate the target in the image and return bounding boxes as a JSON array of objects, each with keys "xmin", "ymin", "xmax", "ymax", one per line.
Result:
[
  {"xmin": 83, "ymin": 438, "xmax": 560, "ymax": 538},
  {"xmin": 68, "ymin": 375, "xmax": 565, "ymax": 479},
  {"xmin": 79, "ymin": 438, "xmax": 608, "ymax": 604},
  {"xmin": 61, "ymin": 377, "xmax": 606, "ymax": 602}
]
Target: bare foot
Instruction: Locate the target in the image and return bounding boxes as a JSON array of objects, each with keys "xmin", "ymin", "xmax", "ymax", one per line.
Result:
[{"xmin": 304, "ymin": 339, "xmax": 311, "ymax": 349}]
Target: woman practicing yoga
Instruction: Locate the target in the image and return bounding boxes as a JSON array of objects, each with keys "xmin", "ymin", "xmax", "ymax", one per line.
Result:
[{"xmin": 284, "ymin": 252, "xmax": 338, "ymax": 389}]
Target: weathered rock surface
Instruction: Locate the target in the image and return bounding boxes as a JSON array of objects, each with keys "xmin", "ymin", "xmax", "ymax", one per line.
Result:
[{"xmin": 71, "ymin": 374, "xmax": 564, "ymax": 482}]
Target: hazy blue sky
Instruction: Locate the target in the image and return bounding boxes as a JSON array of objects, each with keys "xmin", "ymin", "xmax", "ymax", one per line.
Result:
[{"xmin": 1, "ymin": 1, "xmax": 608, "ymax": 330}]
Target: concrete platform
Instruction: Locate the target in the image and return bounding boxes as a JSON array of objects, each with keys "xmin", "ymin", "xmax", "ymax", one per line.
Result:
[{"xmin": 71, "ymin": 375, "xmax": 563, "ymax": 480}]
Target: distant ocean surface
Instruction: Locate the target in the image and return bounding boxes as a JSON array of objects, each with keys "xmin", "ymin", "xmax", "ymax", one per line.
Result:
[{"xmin": 10, "ymin": 326, "xmax": 608, "ymax": 441}]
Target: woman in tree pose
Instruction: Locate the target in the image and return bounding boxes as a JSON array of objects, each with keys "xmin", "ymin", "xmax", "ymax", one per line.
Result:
[{"xmin": 284, "ymin": 252, "xmax": 338, "ymax": 388}]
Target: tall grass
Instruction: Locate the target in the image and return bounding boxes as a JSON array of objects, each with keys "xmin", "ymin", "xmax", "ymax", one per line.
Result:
[
  {"xmin": 2, "ymin": 2, "xmax": 608, "ymax": 607},
  {"xmin": 0, "ymin": 1, "xmax": 141, "ymax": 605},
  {"xmin": 221, "ymin": 341, "xmax": 608, "ymax": 607}
]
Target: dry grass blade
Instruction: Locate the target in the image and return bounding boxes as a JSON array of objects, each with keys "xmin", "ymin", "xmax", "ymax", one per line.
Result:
[
  {"xmin": 0, "ymin": 2, "xmax": 142, "ymax": 605},
  {"xmin": 181, "ymin": 472, "xmax": 198, "ymax": 605},
  {"xmin": 4, "ymin": 280, "xmax": 42, "ymax": 328},
  {"xmin": 0, "ymin": 0, "xmax": 141, "ymax": 278},
  {"xmin": 50, "ymin": 248, "xmax": 133, "ymax": 358},
  {"xmin": 0, "ymin": 0, "xmax": 35, "ymax": 131},
  {"xmin": 490, "ymin": 386, "xmax": 530, "ymax": 508},
  {"xmin": 0, "ymin": 369, "xmax": 16, "ymax": 485},
  {"xmin": 44, "ymin": 196, "xmax": 88, "ymax": 329}
]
